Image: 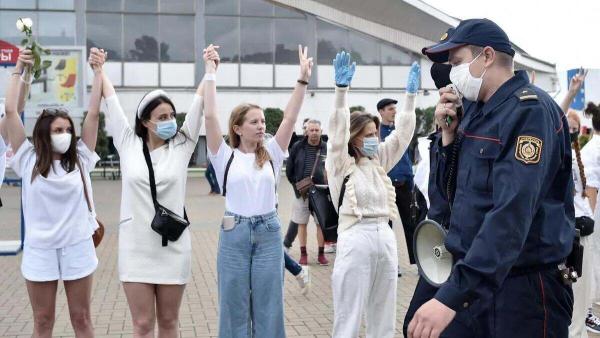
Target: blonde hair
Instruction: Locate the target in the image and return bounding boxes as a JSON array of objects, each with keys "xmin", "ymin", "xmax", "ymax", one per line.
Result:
[
  {"xmin": 348, "ymin": 111, "xmax": 380, "ymax": 160},
  {"xmin": 228, "ymin": 103, "xmax": 270, "ymax": 168}
]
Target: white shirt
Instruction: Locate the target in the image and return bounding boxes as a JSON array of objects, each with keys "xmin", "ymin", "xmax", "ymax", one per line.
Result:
[
  {"xmin": 572, "ymin": 152, "xmax": 593, "ymax": 218},
  {"xmin": 10, "ymin": 139, "xmax": 100, "ymax": 249},
  {"xmin": 0, "ymin": 135, "xmax": 6, "ymax": 189},
  {"xmin": 209, "ymin": 138, "xmax": 287, "ymax": 217},
  {"xmin": 581, "ymin": 135, "xmax": 600, "ymax": 189}
]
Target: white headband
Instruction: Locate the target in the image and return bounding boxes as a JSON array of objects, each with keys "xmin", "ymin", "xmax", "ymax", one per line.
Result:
[{"xmin": 137, "ymin": 89, "xmax": 171, "ymax": 119}]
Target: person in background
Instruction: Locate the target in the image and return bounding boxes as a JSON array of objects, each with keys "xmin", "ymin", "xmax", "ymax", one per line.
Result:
[
  {"xmin": 285, "ymin": 119, "xmax": 328, "ymax": 266},
  {"xmin": 205, "ymin": 158, "xmax": 220, "ymax": 195}
]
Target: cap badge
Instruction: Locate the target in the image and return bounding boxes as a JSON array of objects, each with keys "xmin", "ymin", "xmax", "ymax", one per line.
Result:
[{"xmin": 440, "ymin": 32, "xmax": 448, "ymax": 41}]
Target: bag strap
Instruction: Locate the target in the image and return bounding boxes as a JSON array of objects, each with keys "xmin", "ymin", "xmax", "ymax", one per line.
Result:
[
  {"xmin": 142, "ymin": 142, "xmax": 159, "ymax": 209},
  {"xmin": 309, "ymin": 148, "xmax": 321, "ymax": 179},
  {"xmin": 222, "ymin": 151, "xmax": 276, "ymax": 197},
  {"xmin": 337, "ymin": 175, "xmax": 350, "ymax": 210},
  {"xmin": 77, "ymin": 161, "xmax": 93, "ymax": 213}
]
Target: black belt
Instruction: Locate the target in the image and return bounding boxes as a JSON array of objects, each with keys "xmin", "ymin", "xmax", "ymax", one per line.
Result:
[
  {"xmin": 508, "ymin": 261, "xmax": 563, "ymax": 277},
  {"xmin": 392, "ymin": 180, "xmax": 412, "ymax": 188}
]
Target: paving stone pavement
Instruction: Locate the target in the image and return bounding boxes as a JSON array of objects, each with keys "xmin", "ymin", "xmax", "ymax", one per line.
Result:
[
  {"xmin": 2, "ymin": 177, "xmax": 595, "ymax": 337},
  {"xmin": 0, "ymin": 177, "xmax": 421, "ymax": 337}
]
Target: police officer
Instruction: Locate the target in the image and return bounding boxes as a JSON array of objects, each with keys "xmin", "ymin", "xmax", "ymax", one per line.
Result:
[{"xmin": 407, "ymin": 18, "xmax": 575, "ymax": 338}]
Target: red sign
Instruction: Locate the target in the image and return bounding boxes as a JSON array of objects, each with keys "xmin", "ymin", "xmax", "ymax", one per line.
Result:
[{"xmin": 0, "ymin": 40, "xmax": 19, "ymax": 66}]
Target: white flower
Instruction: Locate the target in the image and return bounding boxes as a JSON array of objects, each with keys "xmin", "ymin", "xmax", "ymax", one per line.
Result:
[{"xmin": 16, "ymin": 18, "xmax": 33, "ymax": 32}]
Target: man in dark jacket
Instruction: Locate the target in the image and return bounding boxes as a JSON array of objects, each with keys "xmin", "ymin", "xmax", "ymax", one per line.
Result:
[{"xmin": 286, "ymin": 119, "xmax": 329, "ymax": 266}]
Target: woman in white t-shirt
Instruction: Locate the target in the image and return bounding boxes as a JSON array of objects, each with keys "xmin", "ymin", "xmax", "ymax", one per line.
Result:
[
  {"xmin": 5, "ymin": 48, "xmax": 104, "ymax": 337},
  {"xmin": 204, "ymin": 45, "xmax": 312, "ymax": 337},
  {"xmin": 99, "ymin": 47, "xmax": 217, "ymax": 336}
]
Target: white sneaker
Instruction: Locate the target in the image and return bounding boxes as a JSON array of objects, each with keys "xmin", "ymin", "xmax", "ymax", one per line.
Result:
[
  {"xmin": 587, "ymin": 313, "xmax": 600, "ymax": 333},
  {"xmin": 324, "ymin": 243, "xmax": 336, "ymax": 253},
  {"xmin": 296, "ymin": 266, "xmax": 311, "ymax": 295}
]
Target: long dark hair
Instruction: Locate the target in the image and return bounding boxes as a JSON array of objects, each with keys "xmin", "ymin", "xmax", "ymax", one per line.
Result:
[
  {"xmin": 568, "ymin": 111, "xmax": 586, "ymax": 197},
  {"xmin": 135, "ymin": 95, "xmax": 188, "ymax": 142},
  {"xmin": 31, "ymin": 108, "xmax": 78, "ymax": 182},
  {"xmin": 348, "ymin": 111, "xmax": 380, "ymax": 160},
  {"xmin": 584, "ymin": 102, "xmax": 600, "ymax": 132}
]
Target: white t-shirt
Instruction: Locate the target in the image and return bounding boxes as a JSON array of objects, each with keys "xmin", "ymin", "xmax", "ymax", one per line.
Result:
[
  {"xmin": 10, "ymin": 139, "xmax": 100, "ymax": 249},
  {"xmin": 0, "ymin": 135, "xmax": 6, "ymax": 189},
  {"xmin": 209, "ymin": 138, "xmax": 287, "ymax": 217},
  {"xmin": 572, "ymin": 152, "xmax": 593, "ymax": 218},
  {"xmin": 582, "ymin": 135, "xmax": 600, "ymax": 190}
]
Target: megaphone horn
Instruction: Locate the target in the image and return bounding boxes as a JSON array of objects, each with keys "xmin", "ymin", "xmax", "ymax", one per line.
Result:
[{"xmin": 413, "ymin": 219, "xmax": 454, "ymax": 287}]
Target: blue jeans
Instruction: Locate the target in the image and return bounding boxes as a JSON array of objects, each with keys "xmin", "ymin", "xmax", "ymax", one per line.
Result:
[
  {"xmin": 217, "ymin": 210, "xmax": 285, "ymax": 338},
  {"xmin": 284, "ymin": 251, "xmax": 302, "ymax": 276}
]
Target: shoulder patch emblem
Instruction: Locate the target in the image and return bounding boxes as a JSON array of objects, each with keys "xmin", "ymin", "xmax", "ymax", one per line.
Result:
[
  {"xmin": 516, "ymin": 88, "xmax": 538, "ymax": 101},
  {"xmin": 515, "ymin": 135, "xmax": 542, "ymax": 164}
]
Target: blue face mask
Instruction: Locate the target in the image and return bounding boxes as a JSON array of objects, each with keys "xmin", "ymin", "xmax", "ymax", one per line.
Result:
[
  {"xmin": 152, "ymin": 119, "xmax": 177, "ymax": 140},
  {"xmin": 361, "ymin": 136, "xmax": 379, "ymax": 157}
]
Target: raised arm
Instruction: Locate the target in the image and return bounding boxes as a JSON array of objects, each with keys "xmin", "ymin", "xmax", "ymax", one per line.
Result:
[
  {"xmin": 203, "ymin": 44, "xmax": 224, "ymax": 155},
  {"xmin": 274, "ymin": 45, "xmax": 313, "ymax": 151},
  {"xmin": 378, "ymin": 62, "xmax": 419, "ymax": 172},
  {"xmin": 560, "ymin": 68, "xmax": 586, "ymax": 114},
  {"xmin": 325, "ymin": 51, "xmax": 356, "ymax": 176},
  {"xmin": 4, "ymin": 50, "xmax": 33, "ymax": 153},
  {"xmin": 81, "ymin": 48, "xmax": 105, "ymax": 151},
  {"xmin": 100, "ymin": 58, "xmax": 132, "ymax": 151}
]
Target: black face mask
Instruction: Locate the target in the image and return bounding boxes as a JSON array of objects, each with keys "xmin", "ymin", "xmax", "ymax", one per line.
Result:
[{"xmin": 571, "ymin": 131, "xmax": 580, "ymax": 143}]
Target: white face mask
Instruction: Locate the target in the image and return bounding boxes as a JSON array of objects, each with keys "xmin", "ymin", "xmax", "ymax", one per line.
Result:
[
  {"xmin": 449, "ymin": 52, "xmax": 487, "ymax": 102},
  {"xmin": 51, "ymin": 133, "xmax": 72, "ymax": 154}
]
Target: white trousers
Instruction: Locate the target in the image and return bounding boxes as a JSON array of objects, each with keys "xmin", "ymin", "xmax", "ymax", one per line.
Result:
[
  {"xmin": 569, "ymin": 235, "xmax": 593, "ymax": 338},
  {"xmin": 332, "ymin": 221, "xmax": 398, "ymax": 338}
]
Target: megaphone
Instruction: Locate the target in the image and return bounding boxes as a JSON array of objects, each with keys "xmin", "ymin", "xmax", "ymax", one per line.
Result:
[{"xmin": 413, "ymin": 219, "xmax": 453, "ymax": 287}]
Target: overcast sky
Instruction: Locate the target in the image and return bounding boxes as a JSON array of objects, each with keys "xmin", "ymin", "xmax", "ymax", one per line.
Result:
[{"xmin": 421, "ymin": 0, "xmax": 600, "ymax": 71}]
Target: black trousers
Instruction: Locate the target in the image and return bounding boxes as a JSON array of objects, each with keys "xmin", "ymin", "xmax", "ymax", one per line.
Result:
[
  {"xmin": 392, "ymin": 182, "xmax": 417, "ymax": 264},
  {"xmin": 403, "ymin": 271, "xmax": 573, "ymax": 338}
]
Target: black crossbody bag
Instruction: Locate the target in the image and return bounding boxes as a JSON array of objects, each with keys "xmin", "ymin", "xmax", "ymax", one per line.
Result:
[{"xmin": 143, "ymin": 142, "xmax": 189, "ymax": 247}]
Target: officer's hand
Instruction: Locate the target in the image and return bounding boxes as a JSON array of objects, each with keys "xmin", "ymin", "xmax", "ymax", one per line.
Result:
[
  {"xmin": 407, "ymin": 298, "xmax": 456, "ymax": 338},
  {"xmin": 435, "ymin": 87, "xmax": 459, "ymax": 145}
]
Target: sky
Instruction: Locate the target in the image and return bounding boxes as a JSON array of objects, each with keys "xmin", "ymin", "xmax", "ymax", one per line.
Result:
[{"xmin": 421, "ymin": 0, "xmax": 600, "ymax": 71}]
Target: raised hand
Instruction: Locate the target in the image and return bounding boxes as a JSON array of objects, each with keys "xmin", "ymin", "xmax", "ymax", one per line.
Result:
[
  {"xmin": 569, "ymin": 67, "xmax": 587, "ymax": 95},
  {"xmin": 333, "ymin": 51, "xmax": 356, "ymax": 87},
  {"xmin": 406, "ymin": 61, "xmax": 421, "ymax": 94},
  {"xmin": 17, "ymin": 48, "xmax": 34, "ymax": 71},
  {"xmin": 298, "ymin": 45, "xmax": 313, "ymax": 82},
  {"xmin": 88, "ymin": 47, "xmax": 106, "ymax": 74},
  {"xmin": 203, "ymin": 44, "xmax": 220, "ymax": 73}
]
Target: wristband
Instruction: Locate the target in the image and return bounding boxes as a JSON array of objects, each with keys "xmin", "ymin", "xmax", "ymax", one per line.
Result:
[
  {"xmin": 203, "ymin": 73, "xmax": 216, "ymax": 81},
  {"xmin": 297, "ymin": 79, "xmax": 308, "ymax": 85}
]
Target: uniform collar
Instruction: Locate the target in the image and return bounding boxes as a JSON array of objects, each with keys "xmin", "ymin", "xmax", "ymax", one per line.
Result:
[{"xmin": 481, "ymin": 70, "xmax": 530, "ymax": 116}]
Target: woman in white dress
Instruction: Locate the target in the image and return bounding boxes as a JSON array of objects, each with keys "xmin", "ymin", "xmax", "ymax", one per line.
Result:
[
  {"xmin": 100, "ymin": 47, "xmax": 218, "ymax": 337},
  {"xmin": 5, "ymin": 48, "xmax": 104, "ymax": 337}
]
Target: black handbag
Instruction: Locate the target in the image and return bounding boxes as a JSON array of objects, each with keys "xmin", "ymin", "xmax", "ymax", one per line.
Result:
[
  {"xmin": 143, "ymin": 142, "xmax": 190, "ymax": 247},
  {"xmin": 307, "ymin": 176, "xmax": 350, "ymax": 231},
  {"xmin": 575, "ymin": 216, "xmax": 595, "ymax": 237}
]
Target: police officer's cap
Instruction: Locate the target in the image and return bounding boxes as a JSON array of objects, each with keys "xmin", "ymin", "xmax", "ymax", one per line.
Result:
[{"xmin": 422, "ymin": 19, "xmax": 515, "ymax": 63}]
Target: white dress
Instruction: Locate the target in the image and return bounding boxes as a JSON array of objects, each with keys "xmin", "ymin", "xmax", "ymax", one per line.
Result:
[{"xmin": 104, "ymin": 94, "xmax": 203, "ymax": 284}]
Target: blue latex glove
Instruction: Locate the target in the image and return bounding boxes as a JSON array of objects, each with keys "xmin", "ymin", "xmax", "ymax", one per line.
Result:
[
  {"xmin": 333, "ymin": 51, "xmax": 356, "ymax": 87},
  {"xmin": 406, "ymin": 61, "xmax": 421, "ymax": 94}
]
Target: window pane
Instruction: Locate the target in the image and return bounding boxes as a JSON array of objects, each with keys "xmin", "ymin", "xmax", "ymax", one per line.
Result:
[
  {"xmin": 160, "ymin": 15, "xmax": 194, "ymax": 62},
  {"xmin": 0, "ymin": 0, "xmax": 35, "ymax": 9},
  {"xmin": 241, "ymin": 0, "xmax": 272, "ymax": 16},
  {"xmin": 317, "ymin": 19, "xmax": 348, "ymax": 64},
  {"xmin": 38, "ymin": 12, "xmax": 76, "ymax": 45},
  {"xmin": 205, "ymin": 0, "xmax": 238, "ymax": 15},
  {"xmin": 124, "ymin": 14, "xmax": 158, "ymax": 61},
  {"xmin": 39, "ymin": 0, "xmax": 74, "ymax": 10},
  {"xmin": 381, "ymin": 43, "xmax": 413, "ymax": 65},
  {"xmin": 160, "ymin": 0, "xmax": 193, "ymax": 13},
  {"xmin": 124, "ymin": 0, "xmax": 157, "ymax": 12},
  {"xmin": 274, "ymin": 18, "xmax": 307, "ymax": 64},
  {"xmin": 87, "ymin": 13, "xmax": 122, "ymax": 60},
  {"xmin": 0, "ymin": 11, "xmax": 37, "ymax": 45},
  {"xmin": 349, "ymin": 32, "xmax": 379, "ymax": 65},
  {"xmin": 241, "ymin": 17, "xmax": 272, "ymax": 63},
  {"xmin": 274, "ymin": 4, "xmax": 304, "ymax": 18},
  {"xmin": 87, "ymin": 0, "xmax": 122, "ymax": 12},
  {"xmin": 205, "ymin": 16, "xmax": 239, "ymax": 62}
]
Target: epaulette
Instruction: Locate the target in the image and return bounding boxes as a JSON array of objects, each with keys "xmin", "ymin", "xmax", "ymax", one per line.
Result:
[{"xmin": 515, "ymin": 87, "xmax": 538, "ymax": 101}]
